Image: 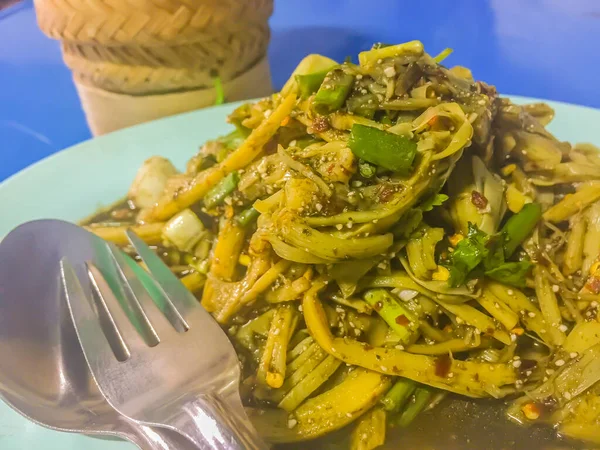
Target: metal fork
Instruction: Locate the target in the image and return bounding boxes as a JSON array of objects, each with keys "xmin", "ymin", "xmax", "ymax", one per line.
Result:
[{"xmin": 61, "ymin": 229, "xmax": 269, "ymax": 450}]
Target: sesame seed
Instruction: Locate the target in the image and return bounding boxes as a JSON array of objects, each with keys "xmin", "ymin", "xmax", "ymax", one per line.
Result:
[
  {"xmin": 448, "ymin": 372, "xmax": 454, "ymax": 378},
  {"xmin": 336, "ymin": 224, "xmax": 343, "ymax": 230},
  {"xmin": 555, "ymin": 359, "xmax": 565, "ymax": 367},
  {"xmin": 552, "ymin": 285, "xmax": 560, "ymax": 293},
  {"xmin": 356, "ymin": 74, "xmax": 363, "ymax": 80},
  {"xmin": 528, "ymin": 312, "xmax": 536, "ymax": 318},
  {"xmin": 564, "ymin": 392, "xmax": 572, "ymax": 400},
  {"xmin": 380, "ymin": 366, "xmax": 388, "ymax": 371},
  {"xmin": 510, "ymin": 334, "xmax": 517, "ymax": 342},
  {"xmin": 558, "ymin": 324, "xmax": 568, "ymax": 332},
  {"xmin": 570, "ymin": 352, "xmax": 578, "ymax": 359},
  {"xmin": 513, "ymin": 360, "xmax": 522, "ymax": 368},
  {"xmin": 287, "ymin": 419, "xmax": 298, "ymax": 429},
  {"xmin": 395, "ymin": 344, "xmax": 405, "ymax": 350},
  {"xmin": 383, "ymin": 66, "xmax": 396, "ymax": 77}
]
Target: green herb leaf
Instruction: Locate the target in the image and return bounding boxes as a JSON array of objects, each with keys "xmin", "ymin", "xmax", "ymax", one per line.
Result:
[
  {"xmin": 485, "ymin": 261, "xmax": 533, "ymax": 288},
  {"xmin": 420, "ymin": 193, "xmax": 449, "ymax": 212},
  {"xmin": 445, "ymin": 222, "xmax": 534, "ymax": 288},
  {"xmin": 446, "ymin": 223, "xmax": 490, "ymax": 287},
  {"xmin": 348, "ymin": 124, "xmax": 417, "ymax": 174}
]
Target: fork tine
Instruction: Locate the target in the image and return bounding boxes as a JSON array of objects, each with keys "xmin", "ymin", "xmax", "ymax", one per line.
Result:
[
  {"xmin": 86, "ymin": 261, "xmax": 148, "ymax": 357},
  {"xmin": 60, "ymin": 258, "xmax": 129, "ymax": 366},
  {"xmin": 126, "ymin": 230, "xmax": 200, "ymax": 319},
  {"xmin": 108, "ymin": 244, "xmax": 185, "ymax": 338}
]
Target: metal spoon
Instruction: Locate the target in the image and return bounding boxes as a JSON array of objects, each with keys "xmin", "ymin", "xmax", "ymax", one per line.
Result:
[{"xmin": 0, "ymin": 220, "xmax": 196, "ymax": 450}]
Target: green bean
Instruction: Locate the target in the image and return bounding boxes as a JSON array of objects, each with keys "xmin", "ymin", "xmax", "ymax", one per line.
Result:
[
  {"xmin": 380, "ymin": 98, "xmax": 438, "ymax": 110},
  {"xmin": 534, "ymin": 266, "xmax": 565, "ymax": 345},
  {"xmin": 313, "ymin": 68, "xmax": 354, "ymax": 114},
  {"xmin": 477, "ymin": 289, "xmax": 519, "ymax": 330},
  {"xmin": 347, "ymin": 94, "xmax": 379, "ymax": 119},
  {"xmin": 348, "ymin": 124, "xmax": 417, "ymax": 174},
  {"xmin": 364, "ymin": 289, "xmax": 417, "ymax": 342},
  {"xmin": 396, "ymin": 387, "xmax": 433, "ymax": 427},
  {"xmin": 295, "ymin": 68, "xmax": 334, "ymax": 99},
  {"xmin": 564, "ymin": 214, "xmax": 586, "ymax": 275},
  {"xmin": 381, "ymin": 378, "xmax": 416, "ymax": 413},
  {"xmin": 583, "ymin": 202, "xmax": 600, "ymax": 274},
  {"xmin": 278, "ymin": 355, "xmax": 342, "ymax": 412},
  {"xmin": 236, "ymin": 206, "xmax": 260, "ymax": 227},
  {"xmin": 544, "ymin": 182, "xmax": 600, "ymax": 223},
  {"xmin": 286, "ymin": 335, "xmax": 314, "ymax": 363},
  {"xmin": 358, "ymin": 41, "xmax": 424, "ymax": 68},
  {"xmin": 203, "ymin": 171, "xmax": 240, "ymax": 209},
  {"xmin": 501, "ymin": 203, "xmax": 542, "ymax": 257},
  {"xmin": 406, "ymin": 238, "xmax": 428, "ymax": 280},
  {"xmin": 438, "ymin": 300, "xmax": 511, "ymax": 345}
]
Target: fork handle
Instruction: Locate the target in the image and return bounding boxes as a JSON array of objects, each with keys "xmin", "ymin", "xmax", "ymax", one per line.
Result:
[{"xmin": 169, "ymin": 393, "xmax": 270, "ymax": 450}]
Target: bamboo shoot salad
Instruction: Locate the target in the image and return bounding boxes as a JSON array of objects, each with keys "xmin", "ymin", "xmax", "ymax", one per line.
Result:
[{"xmin": 85, "ymin": 41, "xmax": 600, "ymax": 448}]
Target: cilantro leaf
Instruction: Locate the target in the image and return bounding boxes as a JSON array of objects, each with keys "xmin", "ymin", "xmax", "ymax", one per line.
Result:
[
  {"xmin": 485, "ymin": 261, "xmax": 533, "ymax": 288},
  {"xmin": 445, "ymin": 223, "xmax": 533, "ymax": 288},
  {"xmin": 420, "ymin": 193, "xmax": 449, "ymax": 212},
  {"xmin": 445, "ymin": 223, "xmax": 490, "ymax": 287}
]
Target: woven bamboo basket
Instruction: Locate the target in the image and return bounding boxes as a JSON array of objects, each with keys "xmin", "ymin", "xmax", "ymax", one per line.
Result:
[{"xmin": 33, "ymin": 0, "xmax": 274, "ymax": 134}]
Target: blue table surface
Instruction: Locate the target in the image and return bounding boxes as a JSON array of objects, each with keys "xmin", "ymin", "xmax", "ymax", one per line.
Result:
[{"xmin": 1, "ymin": 0, "xmax": 600, "ymax": 182}]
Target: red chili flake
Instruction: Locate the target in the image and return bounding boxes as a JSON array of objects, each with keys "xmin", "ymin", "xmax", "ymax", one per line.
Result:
[
  {"xmin": 378, "ymin": 185, "xmax": 396, "ymax": 203},
  {"xmin": 585, "ymin": 276, "xmax": 600, "ymax": 294},
  {"xmin": 395, "ymin": 315, "xmax": 410, "ymax": 326},
  {"xmin": 471, "ymin": 190, "xmax": 489, "ymax": 209},
  {"xmin": 364, "ymin": 343, "xmax": 374, "ymax": 351},
  {"xmin": 435, "ymin": 354, "xmax": 452, "ymax": 377},
  {"xmin": 312, "ymin": 116, "xmax": 331, "ymax": 133}
]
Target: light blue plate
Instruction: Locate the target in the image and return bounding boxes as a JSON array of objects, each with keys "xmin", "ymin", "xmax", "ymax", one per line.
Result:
[{"xmin": 1, "ymin": 97, "xmax": 599, "ymax": 449}]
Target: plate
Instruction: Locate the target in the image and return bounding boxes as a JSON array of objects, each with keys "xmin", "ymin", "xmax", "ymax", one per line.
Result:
[{"xmin": 1, "ymin": 97, "xmax": 599, "ymax": 449}]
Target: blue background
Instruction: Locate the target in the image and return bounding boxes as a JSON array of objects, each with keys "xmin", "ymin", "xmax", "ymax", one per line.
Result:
[{"xmin": 2, "ymin": 0, "xmax": 599, "ymax": 181}]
